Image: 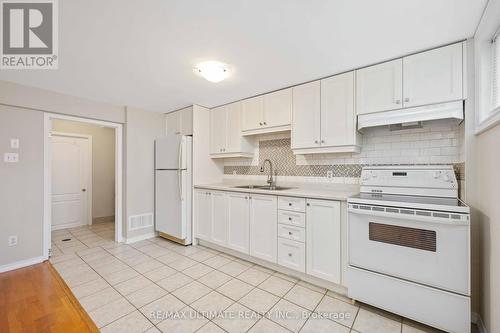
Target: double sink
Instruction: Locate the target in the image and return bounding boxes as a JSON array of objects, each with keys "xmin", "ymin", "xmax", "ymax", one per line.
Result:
[{"xmin": 232, "ymin": 184, "xmax": 295, "ymax": 191}]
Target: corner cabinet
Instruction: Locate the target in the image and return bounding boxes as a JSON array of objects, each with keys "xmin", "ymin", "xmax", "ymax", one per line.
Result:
[
  {"xmin": 356, "ymin": 42, "xmax": 464, "ymax": 115},
  {"xmin": 165, "ymin": 106, "xmax": 193, "ymax": 135},
  {"xmin": 209, "ymin": 102, "xmax": 253, "ymax": 159},
  {"xmin": 291, "ymin": 72, "xmax": 361, "ymax": 154},
  {"xmin": 242, "ymin": 89, "xmax": 292, "ymax": 135}
]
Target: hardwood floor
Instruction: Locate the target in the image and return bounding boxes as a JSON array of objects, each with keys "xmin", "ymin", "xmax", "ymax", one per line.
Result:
[{"xmin": 0, "ymin": 261, "xmax": 98, "ymax": 333}]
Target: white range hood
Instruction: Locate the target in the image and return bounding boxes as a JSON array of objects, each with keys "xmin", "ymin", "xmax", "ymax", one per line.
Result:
[{"xmin": 357, "ymin": 100, "xmax": 464, "ymax": 130}]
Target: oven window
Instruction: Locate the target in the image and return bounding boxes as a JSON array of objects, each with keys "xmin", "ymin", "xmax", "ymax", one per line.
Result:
[{"xmin": 369, "ymin": 222, "xmax": 436, "ymax": 252}]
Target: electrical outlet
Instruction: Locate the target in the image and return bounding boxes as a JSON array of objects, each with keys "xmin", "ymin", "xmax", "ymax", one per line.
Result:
[
  {"xmin": 4, "ymin": 153, "xmax": 19, "ymax": 163},
  {"xmin": 233, "ymin": 170, "xmax": 237, "ymax": 175},
  {"xmin": 8, "ymin": 235, "xmax": 18, "ymax": 246},
  {"xmin": 326, "ymin": 170, "xmax": 333, "ymax": 179},
  {"xmin": 10, "ymin": 138, "xmax": 19, "ymax": 149}
]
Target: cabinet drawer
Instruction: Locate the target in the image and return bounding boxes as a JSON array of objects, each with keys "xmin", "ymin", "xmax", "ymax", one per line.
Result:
[
  {"xmin": 278, "ymin": 224, "xmax": 305, "ymax": 243},
  {"xmin": 278, "ymin": 210, "xmax": 305, "ymax": 228},
  {"xmin": 278, "ymin": 238, "xmax": 305, "ymax": 273},
  {"xmin": 278, "ymin": 196, "xmax": 306, "ymax": 212}
]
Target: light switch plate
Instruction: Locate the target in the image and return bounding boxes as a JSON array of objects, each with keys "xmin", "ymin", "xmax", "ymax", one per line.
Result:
[
  {"xmin": 326, "ymin": 170, "xmax": 333, "ymax": 179},
  {"xmin": 8, "ymin": 235, "xmax": 18, "ymax": 246},
  {"xmin": 10, "ymin": 138, "xmax": 19, "ymax": 149},
  {"xmin": 4, "ymin": 153, "xmax": 19, "ymax": 163}
]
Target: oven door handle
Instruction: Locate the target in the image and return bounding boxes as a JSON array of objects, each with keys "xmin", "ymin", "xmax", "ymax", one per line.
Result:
[{"xmin": 348, "ymin": 208, "xmax": 469, "ymax": 226}]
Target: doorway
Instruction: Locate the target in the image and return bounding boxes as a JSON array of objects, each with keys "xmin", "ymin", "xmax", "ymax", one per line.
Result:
[{"xmin": 43, "ymin": 114, "xmax": 123, "ymax": 259}]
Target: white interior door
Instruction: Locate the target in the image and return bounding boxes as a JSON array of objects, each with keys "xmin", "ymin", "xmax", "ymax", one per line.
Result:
[{"xmin": 51, "ymin": 135, "xmax": 91, "ymax": 230}]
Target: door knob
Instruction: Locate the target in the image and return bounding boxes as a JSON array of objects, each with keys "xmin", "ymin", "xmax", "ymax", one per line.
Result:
[{"xmin": 82, "ymin": 189, "xmax": 86, "ymax": 192}]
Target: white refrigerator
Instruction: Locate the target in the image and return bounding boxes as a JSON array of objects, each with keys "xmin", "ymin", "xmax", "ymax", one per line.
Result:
[{"xmin": 155, "ymin": 135, "xmax": 192, "ymax": 245}]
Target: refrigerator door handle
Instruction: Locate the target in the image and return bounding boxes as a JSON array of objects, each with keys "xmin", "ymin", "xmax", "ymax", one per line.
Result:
[{"xmin": 178, "ymin": 170, "xmax": 183, "ymax": 201}]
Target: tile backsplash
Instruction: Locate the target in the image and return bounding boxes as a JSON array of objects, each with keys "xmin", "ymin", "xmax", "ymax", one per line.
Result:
[{"xmin": 224, "ymin": 119, "xmax": 465, "ymax": 181}]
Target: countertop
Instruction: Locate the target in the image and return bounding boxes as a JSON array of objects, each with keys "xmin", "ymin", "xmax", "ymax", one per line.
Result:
[{"xmin": 194, "ymin": 180, "xmax": 359, "ymax": 201}]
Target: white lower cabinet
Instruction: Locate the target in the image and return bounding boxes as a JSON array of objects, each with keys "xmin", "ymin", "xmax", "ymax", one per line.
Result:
[
  {"xmin": 227, "ymin": 192, "xmax": 250, "ymax": 254},
  {"xmin": 194, "ymin": 189, "xmax": 211, "ymax": 241},
  {"xmin": 306, "ymin": 199, "xmax": 341, "ymax": 284},
  {"xmin": 278, "ymin": 238, "xmax": 306, "ymax": 272},
  {"xmin": 249, "ymin": 195, "xmax": 278, "ymax": 263},
  {"xmin": 210, "ymin": 191, "xmax": 228, "ymax": 246}
]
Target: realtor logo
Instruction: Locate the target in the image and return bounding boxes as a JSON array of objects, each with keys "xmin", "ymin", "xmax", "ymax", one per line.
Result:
[{"xmin": 1, "ymin": 0, "xmax": 58, "ymax": 69}]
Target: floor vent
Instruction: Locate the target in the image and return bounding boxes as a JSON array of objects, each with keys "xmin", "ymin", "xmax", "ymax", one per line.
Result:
[{"xmin": 128, "ymin": 213, "xmax": 154, "ymax": 231}]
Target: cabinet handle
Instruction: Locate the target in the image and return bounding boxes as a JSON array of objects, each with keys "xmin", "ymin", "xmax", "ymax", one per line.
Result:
[
  {"xmin": 306, "ymin": 203, "xmax": 310, "ymax": 206},
  {"xmin": 288, "ymin": 231, "xmax": 292, "ymax": 235},
  {"xmin": 263, "ymin": 122, "xmax": 267, "ymax": 125},
  {"xmin": 288, "ymin": 203, "xmax": 292, "ymax": 206},
  {"xmin": 288, "ymin": 253, "xmax": 292, "ymax": 257},
  {"xmin": 314, "ymin": 140, "xmax": 319, "ymax": 144},
  {"xmin": 259, "ymin": 122, "xmax": 263, "ymax": 126},
  {"xmin": 395, "ymin": 99, "xmax": 401, "ymax": 104},
  {"xmin": 288, "ymin": 217, "xmax": 292, "ymax": 221},
  {"xmin": 404, "ymin": 97, "xmax": 410, "ymax": 103},
  {"xmin": 321, "ymin": 140, "xmax": 325, "ymax": 144}
]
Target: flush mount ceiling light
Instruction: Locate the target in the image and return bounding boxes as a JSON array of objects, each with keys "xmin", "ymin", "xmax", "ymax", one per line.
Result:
[{"xmin": 194, "ymin": 61, "xmax": 231, "ymax": 83}]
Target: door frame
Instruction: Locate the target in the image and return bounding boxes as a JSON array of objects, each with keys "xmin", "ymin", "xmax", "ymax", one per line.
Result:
[
  {"xmin": 43, "ymin": 113, "xmax": 124, "ymax": 260},
  {"xmin": 51, "ymin": 131, "xmax": 93, "ymax": 229}
]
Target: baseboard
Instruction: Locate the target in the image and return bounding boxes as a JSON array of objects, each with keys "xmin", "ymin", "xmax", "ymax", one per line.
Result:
[
  {"xmin": 51, "ymin": 222, "xmax": 87, "ymax": 231},
  {"xmin": 125, "ymin": 232, "xmax": 156, "ymax": 244},
  {"xmin": 472, "ymin": 312, "xmax": 488, "ymax": 333},
  {"xmin": 0, "ymin": 255, "xmax": 46, "ymax": 273},
  {"xmin": 92, "ymin": 216, "xmax": 115, "ymax": 224}
]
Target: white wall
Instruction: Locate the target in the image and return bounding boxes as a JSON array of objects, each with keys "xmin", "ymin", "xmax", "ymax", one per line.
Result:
[
  {"xmin": 52, "ymin": 120, "xmax": 116, "ymax": 219},
  {"xmin": 0, "ymin": 106, "xmax": 44, "ymax": 268},
  {"xmin": 124, "ymin": 107, "xmax": 165, "ymax": 240}
]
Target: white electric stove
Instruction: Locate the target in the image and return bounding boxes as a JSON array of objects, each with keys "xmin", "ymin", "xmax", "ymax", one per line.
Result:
[{"xmin": 347, "ymin": 165, "xmax": 470, "ymax": 333}]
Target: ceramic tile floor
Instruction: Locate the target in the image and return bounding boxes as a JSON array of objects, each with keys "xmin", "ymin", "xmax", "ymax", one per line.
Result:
[{"xmin": 50, "ymin": 222, "xmax": 477, "ymax": 333}]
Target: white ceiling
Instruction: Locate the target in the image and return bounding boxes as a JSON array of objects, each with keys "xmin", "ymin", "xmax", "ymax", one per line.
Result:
[{"xmin": 0, "ymin": 0, "xmax": 487, "ymax": 113}]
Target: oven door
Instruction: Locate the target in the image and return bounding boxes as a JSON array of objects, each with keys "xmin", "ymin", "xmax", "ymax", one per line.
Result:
[{"xmin": 348, "ymin": 205, "xmax": 469, "ymax": 295}]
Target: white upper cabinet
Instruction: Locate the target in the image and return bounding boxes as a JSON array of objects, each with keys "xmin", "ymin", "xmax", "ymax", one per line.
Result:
[
  {"xmin": 227, "ymin": 192, "xmax": 250, "ymax": 254},
  {"xmin": 165, "ymin": 106, "xmax": 193, "ymax": 135},
  {"xmin": 210, "ymin": 102, "xmax": 253, "ymax": 158},
  {"xmin": 356, "ymin": 59, "xmax": 403, "ymax": 115},
  {"xmin": 403, "ymin": 42, "xmax": 463, "ymax": 108},
  {"xmin": 306, "ymin": 199, "xmax": 341, "ymax": 284},
  {"xmin": 249, "ymin": 195, "xmax": 278, "ymax": 263},
  {"xmin": 242, "ymin": 89, "xmax": 292, "ymax": 134},
  {"xmin": 291, "ymin": 81, "xmax": 321, "ymax": 150},
  {"xmin": 242, "ymin": 96, "xmax": 264, "ymax": 131},
  {"xmin": 263, "ymin": 88, "xmax": 292, "ymax": 128},
  {"xmin": 320, "ymin": 71, "xmax": 360, "ymax": 151}
]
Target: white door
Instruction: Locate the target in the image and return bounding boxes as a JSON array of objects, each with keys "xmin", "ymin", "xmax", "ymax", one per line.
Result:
[
  {"xmin": 356, "ymin": 59, "xmax": 403, "ymax": 115},
  {"xmin": 211, "ymin": 191, "xmax": 228, "ymax": 246},
  {"xmin": 227, "ymin": 192, "xmax": 250, "ymax": 254},
  {"xmin": 306, "ymin": 199, "xmax": 341, "ymax": 284},
  {"xmin": 241, "ymin": 95, "xmax": 264, "ymax": 131},
  {"xmin": 403, "ymin": 42, "xmax": 463, "ymax": 108},
  {"xmin": 263, "ymin": 88, "xmax": 292, "ymax": 128},
  {"xmin": 320, "ymin": 72, "xmax": 356, "ymax": 147},
  {"xmin": 226, "ymin": 102, "xmax": 243, "ymax": 153},
  {"xmin": 194, "ymin": 190, "xmax": 211, "ymax": 241},
  {"xmin": 51, "ymin": 135, "xmax": 90, "ymax": 230},
  {"xmin": 291, "ymin": 81, "xmax": 321, "ymax": 149},
  {"xmin": 210, "ymin": 106, "xmax": 227, "ymax": 154},
  {"xmin": 249, "ymin": 195, "xmax": 278, "ymax": 263}
]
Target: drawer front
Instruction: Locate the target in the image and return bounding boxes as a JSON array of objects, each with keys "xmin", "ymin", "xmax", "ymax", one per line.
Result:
[
  {"xmin": 278, "ymin": 210, "xmax": 306, "ymax": 228},
  {"xmin": 278, "ymin": 224, "xmax": 305, "ymax": 242},
  {"xmin": 278, "ymin": 196, "xmax": 306, "ymax": 213},
  {"xmin": 278, "ymin": 238, "xmax": 305, "ymax": 272}
]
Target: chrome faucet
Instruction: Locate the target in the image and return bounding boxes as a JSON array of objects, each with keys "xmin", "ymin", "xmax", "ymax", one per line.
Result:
[{"xmin": 260, "ymin": 159, "xmax": 275, "ymax": 187}]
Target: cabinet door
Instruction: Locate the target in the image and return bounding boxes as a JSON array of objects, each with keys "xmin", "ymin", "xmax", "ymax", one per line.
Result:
[
  {"xmin": 227, "ymin": 192, "xmax": 250, "ymax": 254},
  {"xmin": 225, "ymin": 102, "xmax": 243, "ymax": 153},
  {"xmin": 403, "ymin": 42, "xmax": 463, "ymax": 108},
  {"xmin": 291, "ymin": 81, "xmax": 321, "ymax": 149},
  {"xmin": 356, "ymin": 59, "xmax": 403, "ymax": 115},
  {"xmin": 210, "ymin": 191, "xmax": 228, "ymax": 246},
  {"xmin": 263, "ymin": 88, "xmax": 291, "ymax": 128},
  {"xmin": 249, "ymin": 195, "xmax": 277, "ymax": 263},
  {"xmin": 210, "ymin": 106, "xmax": 227, "ymax": 154},
  {"xmin": 179, "ymin": 106, "xmax": 193, "ymax": 135},
  {"xmin": 165, "ymin": 111, "xmax": 181, "ymax": 135},
  {"xmin": 321, "ymin": 72, "xmax": 356, "ymax": 147},
  {"xmin": 306, "ymin": 199, "xmax": 341, "ymax": 284},
  {"xmin": 242, "ymin": 96, "xmax": 264, "ymax": 131},
  {"xmin": 194, "ymin": 190, "xmax": 211, "ymax": 241}
]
